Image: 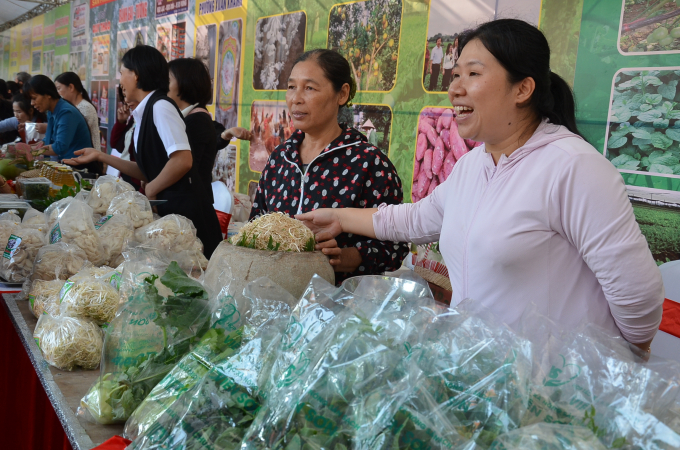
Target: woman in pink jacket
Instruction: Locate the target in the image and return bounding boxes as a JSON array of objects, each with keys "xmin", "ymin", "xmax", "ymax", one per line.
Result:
[{"xmin": 297, "ymin": 19, "xmax": 664, "ymax": 353}]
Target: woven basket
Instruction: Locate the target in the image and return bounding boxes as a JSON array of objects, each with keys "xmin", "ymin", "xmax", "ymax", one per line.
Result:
[
  {"xmin": 16, "ymin": 169, "xmax": 42, "ymax": 179},
  {"xmin": 414, "ymin": 265, "xmax": 452, "ymax": 291}
]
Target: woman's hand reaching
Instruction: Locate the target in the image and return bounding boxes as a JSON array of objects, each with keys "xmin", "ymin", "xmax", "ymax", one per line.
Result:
[
  {"xmin": 221, "ymin": 127, "xmax": 253, "ymax": 142},
  {"xmin": 296, "ymin": 209, "xmax": 344, "ymax": 244},
  {"xmin": 62, "ymin": 148, "xmax": 101, "ymax": 166}
]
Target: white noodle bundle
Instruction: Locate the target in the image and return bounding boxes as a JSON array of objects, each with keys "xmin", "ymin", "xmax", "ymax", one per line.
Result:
[
  {"xmin": 231, "ymin": 212, "xmax": 315, "ymax": 252},
  {"xmin": 33, "ymin": 314, "xmax": 103, "ymax": 370}
]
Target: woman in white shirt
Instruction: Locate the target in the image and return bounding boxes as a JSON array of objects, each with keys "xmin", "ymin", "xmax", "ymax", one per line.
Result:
[
  {"xmin": 441, "ymin": 43, "xmax": 456, "ymax": 91},
  {"xmin": 54, "ymin": 72, "xmax": 101, "ymax": 152}
]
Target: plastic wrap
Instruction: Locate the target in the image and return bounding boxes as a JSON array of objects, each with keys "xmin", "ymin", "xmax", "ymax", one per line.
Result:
[
  {"xmin": 134, "ymin": 214, "xmax": 201, "ymax": 254},
  {"xmin": 106, "ymin": 192, "xmax": 153, "ymax": 229},
  {"xmin": 79, "ymin": 261, "xmax": 212, "ymax": 424},
  {"xmin": 33, "ymin": 314, "xmax": 103, "ymax": 371},
  {"xmin": 0, "ymin": 219, "xmax": 21, "ymax": 256},
  {"xmin": 87, "ymin": 175, "xmax": 135, "ymax": 215},
  {"xmin": 28, "ymin": 279, "xmax": 65, "ymax": 318},
  {"xmin": 0, "ymin": 211, "xmax": 22, "ymax": 222},
  {"xmin": 45, "ymin": 197, "xmax": 73, "ymax": 231},
  {"xmin": 489, "ymin": 424, "xmax": 608, "ymax": 450},
  {"xmin": 124, "ymin": 277, "xmax": 293, "ymax": 442},
  {"xmin": 58, "ymin": 278, "xmax": 120, "ymax": 325},
  {"xmin": 0, "ymin": 227, "xmax": 47, "ymax": 282},
  {"xmin": 28, "ymin": 242, "xmax": 88, "ymax": 281},
  {"xmin": 95, "ymin": 214, "xmax": 135, "ymax": 267},
  {"xmin": 22, "ymin": 208, "xmax": 47, "ymax": 228},
  {"xmin": 49, "ymin": 199, "xmax": 106, "ymax": 266},
  {"xmin": 116, "ymin": 244, "xmax": 171, "ymax": 303}
]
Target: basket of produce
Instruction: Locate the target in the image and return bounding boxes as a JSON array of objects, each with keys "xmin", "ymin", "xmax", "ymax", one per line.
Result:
[{"xmin": 205, "ymin": 212, "xmax": 334, "ymax": 302}]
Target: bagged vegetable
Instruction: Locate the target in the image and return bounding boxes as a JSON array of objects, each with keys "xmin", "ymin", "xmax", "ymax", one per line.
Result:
[
  {"xmin": 106, "ymin": 191, "xmax": 153, "ymax": 229},
  {"xmin": 33, "ymin": 314, "xmax": 103, "ymax": 371},
  {"xmin": 0, "ymin": 227, "xmax": 46, "ymax": 281},
  {"xmin": 0, "ymin": 219, "xmax": 21, "ymax": 254},
  {"xmin": 79, "ymin": 261, "xmax": 213, "ymax": 424},
  {"xmin": 489, "ymin": 423, "xmax": 608, "ymax": 450},
  {"xmin": 45, "ymin": 197, "xmax": 73, "ymax": 230},
  {"xmin": 58, "ymin": 278, "xmax": 119, "ymax": 325},
  {"xmin": 124, "ymin": 277, "xmax": 293, "ymax": 442},
  {"xmin": 22, "ymin": 208, "xmax": 47, "ymax": 228},
  {"xmin": 95, "ymin": 214, "xmax": 135, "ymax": 267},
  {"xmin": 20, "ymin": 242, "xmax": 87, "ymax": 299},
  {"xmin": 28, "ymin": 279, "xmax": 65, "ymax": 318},
  {"xmin": 134, "ymin": 214, "xmax": 201, "ymax": 254},
  {"xmin": 116, "ymin": 244, "xmax": 171, "ymax": 303},
  {"xmin": 87, "ymin": 175, "xmax": 134, "ymax": 215},
  {"xmin": 49, "ymin": 198, "xmax": 106, "ymax": 266},
  {"xmin": 0, "ymin": 211, "xmax": 21, "ymax": 222}
]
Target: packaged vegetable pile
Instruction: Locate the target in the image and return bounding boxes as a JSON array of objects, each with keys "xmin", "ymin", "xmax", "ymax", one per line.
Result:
[
  {"xmin": 0, "ymin": 218, "xmax": 20, "ymax": 252},
  {"xmin": 33, "ymin": 314, "xmax": 103, "ymax": 371},
  {"xmin": 134, "ymin": 214, "xmax": 203, "ymax": 254},
  {"xmin": 21, "ymin": 242, "xmax": 87, "ymax": 299},
  {"xmin": 49, "ymin": 198, "xmax": 106, "ymax": 266},
  {"xmin": 22, "ymin": 208, "xmax": 47, "ymax": 229},
  {"xmin": 46, "ymin": 197, "xmax": 73, "ymax": 231},
  {"xmin": 28, "ymin": 279, "xmax": 65, "ymax": 318},
  {"xmin": 95, "ymin": 214, "xmax": 135, "ymax": 267},
  {"xmin": 58, "ymin": 277, "xmax": 119, "ymax": 325},
  {"xmin": 106, "ymin": 191, "xmax": 153, "ymax": 229},
  {"xmin": 0, "ymin": 227, "xmax": 46, "ymax": 281},
  {"xmin": 87, "ymin": 175, "xmax": 134, "ymax": 215}
]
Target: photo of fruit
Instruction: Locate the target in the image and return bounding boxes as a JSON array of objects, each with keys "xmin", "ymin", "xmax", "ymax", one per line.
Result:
[
  {"xmin": 327, "ymin": 0, "xmax": 402, "ymax": 92},
  {"xmin": 253, "ymin": 11, "xmax": 306, "ymax": 90},
  {"xmin": 248, "ymin": 101, "xmax": 292, "ymax": 172},
  {"xmin": 411, "ymin": 107, "xmax": 482, "ymax": 202},
  {"xmin": 605, "ymin": 68, "xmax": 680, "ymax": 177},
  {"xmin": 618, "ymin": 0, "xmax": 680, "ymax": 54}
]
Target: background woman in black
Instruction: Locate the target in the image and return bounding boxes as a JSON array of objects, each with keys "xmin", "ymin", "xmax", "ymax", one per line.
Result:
[{"xmin": 64, "ymin": 45, "xmax": 222, "ymax": 257}]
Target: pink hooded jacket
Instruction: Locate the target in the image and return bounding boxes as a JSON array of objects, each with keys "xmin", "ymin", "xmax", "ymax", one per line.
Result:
[{"xmin": 374, "ymin": 121, "xmax": 664, "ymax": 343}]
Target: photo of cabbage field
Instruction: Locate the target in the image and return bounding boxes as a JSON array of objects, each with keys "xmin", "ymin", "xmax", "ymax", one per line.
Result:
[{"xmin": 606, "ymin": 69, "xmax": 680, "ymax": 176}]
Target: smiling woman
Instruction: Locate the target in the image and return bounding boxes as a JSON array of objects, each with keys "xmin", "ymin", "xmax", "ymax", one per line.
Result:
[
  {"xmin": 249, "ymin": 49, "xmax": 410, "ymax": 284},
  {"xmin": 297, "ymin": 19, "xmax": 665, "ymax": 353}
]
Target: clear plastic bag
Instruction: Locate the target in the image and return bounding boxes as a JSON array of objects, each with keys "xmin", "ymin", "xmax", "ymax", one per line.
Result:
[
  {"xmin": 489, "ymin": 423, "xmax": 608, "ymax": 450},
  {"xmin": 28, "ymin": 279, "xmax": 65, "ymax": 318},
  {"xmin": 0, "ymin": 227, "xmax": 47, "ymax": 282},
  {"xmin": 22, "ymin": 208, "xmax": 47, "ymax": 228},
  {"xmin": 58, "ymin": 278, "xmax": 120, "ymax": 326},
  {"xmin": 21, "ymin": 242, "xmax": 88, "ymax": 299},
  {"xmin": 49, "ymin": 198, "xmax": 106, "ymax": 266},
  {"xmin": 45, "ymin": 197, "xmax": 73, "ymax": 231},
  {"xmin": 116, "ymin": 244, "xmax": 171, "ymax": 303},
  {"xmin": 134, "ymin": 214, "xmax": 200, "ymax": 254},
  {"xmin": 0, "ymin": 211, "xmax": 22, "ymax": 222},
  {"xmin": 124, "ymin": 276, "xmax": 293, "ymax": 442},
  {"xmin": 95, "ymin": 214, "xmax": 135, "ymax": 267},
  {"xmin": 106, "ymin": 191, "xmax": 153, "ymax": 229},
  {"xmin": 87, "ymin": 175, "xmax": 134, "ymax": 215},
  {"xmin": 33, "ymin": 314, "xmax": 103, "ymax": 371},
  {"xmin": 0, "ymin": 219, "xmax": 21, "ymax": 256},
  {"xmin": 79, "ymin": 261, "xmax": 213, "ymax": 424}
]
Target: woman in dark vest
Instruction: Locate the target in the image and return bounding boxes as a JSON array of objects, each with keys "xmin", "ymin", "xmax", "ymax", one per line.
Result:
[{"xmin": 64, "ymin": 45, "xmax": 222, "ymax": 257}]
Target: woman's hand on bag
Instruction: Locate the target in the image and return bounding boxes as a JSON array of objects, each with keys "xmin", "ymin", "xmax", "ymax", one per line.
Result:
[
  {"xmin": 316, "ymin": 239, "xmax": 362, "ymax": 272},
  {"xmin": 62, "ymin": 148, "xmax": 100, "ymax": 166},
  {"xmin": 296, "ymin": 209, "xmax": 343, "ymax": 243}
]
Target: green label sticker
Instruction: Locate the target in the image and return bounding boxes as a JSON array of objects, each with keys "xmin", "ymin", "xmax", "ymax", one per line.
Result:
[
  {"xmin": 109, "ymin": 272, "xmax": 122, "ymax": 290},
  {"xmin": 34, "ymin": 337, "xmax": 40, "ymax": 350},
  {"xmin": 28, "ymin": 295, "xmax": 35, "ymax": 310},
  {"xmin": 3, "ymin": 234, "xmax": 21, "ymax": 259},
  {"xmin": 95, "ymin": 215, "xmax": 113, "ymax": 230},
  {"xmin": 49, "ymin": 223, "xmax": 62, "ymax": 244},
  {"xmin": 58, "ymin": 280, "xmax": 74, "ymax": 304}
]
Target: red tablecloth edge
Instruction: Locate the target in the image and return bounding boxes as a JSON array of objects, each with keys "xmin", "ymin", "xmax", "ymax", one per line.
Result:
[{"xmin": 660, "ymin": 298, "xmax": 680, "ymax": 338}]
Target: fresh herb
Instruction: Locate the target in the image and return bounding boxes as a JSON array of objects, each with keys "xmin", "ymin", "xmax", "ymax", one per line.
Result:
[
  {"xmin": 32, "ymin": 183, "xmax": 80, "ymax": 212},
  {"xmin": 304, "ymin": 236, "xmax": 315, "ymax": 252}
]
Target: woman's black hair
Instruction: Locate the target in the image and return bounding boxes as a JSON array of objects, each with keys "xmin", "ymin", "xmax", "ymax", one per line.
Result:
[
  {"xmin": 293, "ymin": 49, "xmax": 356, "ymax": 107},
  {"xmin": 0, "ymin": 79, "xmax": 9, "ymax": 100},
  {"xmin": 168, "ymin": 58, "xmax": 212, "ymax": 108},
  {"xmin": 7, "ymin": 81, "xmax": 21, "ymax": 97},
  {"xmin": 121, "ymin": 45, "xmax": 170, "ymax": 93},
  {"xmin": 55, "ymin": 71, "xmax": 93, "ymax": 105},
  {"xmin": 12, "ymin": 93, "xmax": 33, "ymax": 115},
  {"xmin": 446, "ymin": 43, "xmax": 454, "ymax": 54},
  {"xmin": 25, "ymin": 75, "xmax": 60, "ymax": 100},
  {"xmin": 458, "ymin": 19, "xmax": 581, "ymax": 136}
]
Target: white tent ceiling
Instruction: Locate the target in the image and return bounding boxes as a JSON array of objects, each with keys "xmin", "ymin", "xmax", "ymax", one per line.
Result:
[{"xmin": 0, "ymin": 1, "xmax": 36, "ymax": 27}]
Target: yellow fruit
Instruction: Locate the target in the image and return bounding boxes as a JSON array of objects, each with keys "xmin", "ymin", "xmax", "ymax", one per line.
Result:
[
  {"xmin": 373, "ymin": 62, "xmax": 379, "ymax": 70},
  {"xmin": 338, "ymin": 7, "xmax": 342, "ymax": 14},
  {"xmin": 388, "ymin": 38, "xmax": 394, "ymax": 47},
  {"xmin": 383, "ymin": 33, "xmax": 388, "ymax": 40},
  {"xmin": 383, "ymin": 14, "xmax": 387, "ymax": 21},
  {"xmin": 354, "ymin": 49, "xmax": 360, "ymax": 57},
  {"xmin": 354, "ymin": 39, "xmax": 357, "ymax": 45},
  {"xmin": 391, "ymin": 54, "xmax": 397, "ymax": 61},
  {"xmin": 342, "ymin": 14, "xmax": 346, "ymax": 20},
  {"xmin": 373, "ymin": 70, "xmax": 379, "ymax": 76}
]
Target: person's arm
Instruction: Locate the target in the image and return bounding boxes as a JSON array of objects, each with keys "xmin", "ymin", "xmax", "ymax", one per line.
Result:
[
  {"xmin": 144, "ymin": 150, "xmax": 192, "ymax": 199},
  {"xmin": 62, "ymin": 148, "xmax": 147, "ymax": 181},
  {"xmin": 221, "ymin": 127, "xmax": 253, "ymax": 142},
  {"xmin": 0, "ymin": 117, "xmax": 18, "ymax": 133},
  {"xmin": 556, "ymin": 150, "xmax": 664, "ymax": 351},
  {"xmin": 248, "ymin": 168, "xmax": 270, "ymax": 220}
]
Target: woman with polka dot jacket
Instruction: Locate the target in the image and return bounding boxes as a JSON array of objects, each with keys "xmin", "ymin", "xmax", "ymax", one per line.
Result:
[{"xmin": 249, "ymin": 49, "xmax": 410, "ymax": 284}]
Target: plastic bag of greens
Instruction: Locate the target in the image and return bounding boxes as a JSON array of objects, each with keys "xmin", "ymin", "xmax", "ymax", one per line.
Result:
[
  {"xmin": 0, "ymin": 227, "xmax": 46, "ymax": 282},
  {"xmin": 489, "ymin": 423, "xmax": 607, "ymax": 450},
  {"xmin": 33, "ymin": 314, "xmax": 103, "ymax": 371},
  {"xmin": 95, "ymin": 214, "xmax": 135, "ymax": 267},
  {"xmin": 79, "ymin": 261, "xmax": 212, "ymax": 424},
  {"xmin": 28, "ymin": 279, "xmax": 65, "ymax": 318},
  {"xmin": 124, "ymin": 276, "xmax": 293, "ymax": 441},
  {"xmin": 49, "ymin": 198, "xmax": 106, "ymax": 266},
  {"xmin": 87, "ymin": 175, "xmax": 134, "ymax": 215},
  {"xmin": 117, "ymin": 244, "xmax": 171, "ymax": 303},
  {"xmin": 106, "ymin": 191, "xmax": 153, "ymax": 229}
]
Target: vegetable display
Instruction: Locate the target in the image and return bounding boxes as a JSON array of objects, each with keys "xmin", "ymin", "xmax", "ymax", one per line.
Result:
[
  {"xmin": 106, "ymin": 192, "xmax": 154, "ymax": 229},
  {"xmin": 87, "ymin": 175, "xmax": 135, "ymax": 215},
  {"xmin": 33, "ymin": 314, "xmax": 103, "ymax": 371},
  {"xmin": 49, "ymin": 198, "xmax": 106, "ymax": 266},
  {"xmin": 231, "ymin": 212, "xmax": 315, "ymax": 252},
  {"xmin": 58, "ymin": 278, "xmax": 120, "ymax": 325},
  {"xmin": 28, "ymin": 279, "xmax": 65, "ymax": 318},
  {"xmin": 0, "ymin": 227, "xmax": 46, "ymax": 282},
  {"xmin": 412, "ymin": 107, "xmax": 482, "ymax": 202}
]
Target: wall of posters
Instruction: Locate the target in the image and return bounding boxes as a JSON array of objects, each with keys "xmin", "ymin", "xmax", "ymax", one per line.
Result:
[{"xmin": 70, "ymin": 0, "xmax": 90, "ymax": 80}]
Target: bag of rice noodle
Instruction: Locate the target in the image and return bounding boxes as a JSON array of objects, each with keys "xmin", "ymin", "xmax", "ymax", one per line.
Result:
[
  {"xmin": 22, "ymin": 208, "xmax": 47, "ymax": 229},
  {"xmin": 87, "ymin": 175, "xmax": 134, "ymax": 215},
  {"xmin": 0, "ymin": 227, "xmax": 47, "ymax": 282},
  {"xmin": 106, "ymin": 192, "xmax": 153, "ymax": 229},
  {"xmin": 58, "ymin": 275, "xmax": 120, "ymax": 325},
  {"xmin": 21, "ymin": 242, "xmax": 87, "ymax": 299},
  {"xmin": 0, "ymin": 211, "xmax": 21, "ymax": 222},
  {"xmin": 49, "ymin": 199, "xmax": 106, "ymax": 266},
  {"xmin": 45, "ymin": 197, "xmax": 73, "ymax": 231},
  {"xmin": 28, "ymin": 279, "xmax": 65, "ymax": 318},
  {"xmin": 33, "ymin": 314, "xmax": 103, "ymax": 371},
  {"xmin": 95, "ymin": 214, "xmax": 135, "ymax": 267},
  {"xmin": 134, "ymin": 214, "xmax": 201, "ymax": 254}
]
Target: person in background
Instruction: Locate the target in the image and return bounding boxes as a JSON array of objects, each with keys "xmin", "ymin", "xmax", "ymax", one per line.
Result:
[
  {"xmin": 64, "ymin": 45, "xmax": 222, "ymax": 257},
  {"xmin": 428, "ymin": 37, "xmax": 444, "ymax": 91},
  {"xmin": 250, "ymin": 48, "xmax": 410, "ymax": 284},
  {"xmin": 110, "ymin": 84, "xmax": 142, "ymax": 190},
  {"xmin": 441, "ymin": 43, "xmax": 456, "ymax": 91},
  {"xmin": 15, "ymin": 72, "xmax": 31, "ymax": 89},
  {"xmin": 0, "ymin": 79, "xmax": 11, "ymax": 100},
  {"xmin": 299, "ymin": 19, "xmax": 664, "ymax": 353},
  {"xmin": 0, "ymin": 93, "xmax": 46, "ymax": 143},
  {"xmin": 0, "ymin": 82, "xmax": 16, "ymax": 144},
  {"xmin": 54, "ymin": 72, "xmax": 101, "ymax": 152},
  {"xmin": 360, "ymin": 119, "xmax": 379, "ymax": 147},
  {"xmin": 7, "ymin": 81, "xmax": 21, "ymax": 97},
  {"xmin": 423, "ymin": 46, "xmax": 430, "ymax": 83},
  {"xmin": 25, "ymin": 75, "xmax": 102, "ymax": 174}
]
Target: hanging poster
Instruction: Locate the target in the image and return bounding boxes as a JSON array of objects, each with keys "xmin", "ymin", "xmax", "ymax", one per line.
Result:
[
  {"xmin": 215, "ymin": 19, "xmax": 242, "ymax": 130},
  {"xmin": 156, "ymin": 0, "xmax": 189, "ymax": 18},
  {"xmin": 70, "ymin": 0, "xmax": 90, "ymax": 80},
  {"xmin": 195, "ymin": 23, "xmax": 217, "ymax": 102},
  {"xmin": 54, "ymin": 3, "xmax": 71, "ymax": 77},
  {"xmin": 31, "ymin": 16, "xmax": 44, "ymax": 73},
  {"xmin": 92, "ymin": 35, "xmax": 111, "ymax": 77},
  {"xmin": 19, "ymin": 23, "xmax": 31, "ymax": 72},
  {"xmin": 42, "ymin": 10, "xmax": 56, "ymax": 78},
  {"xmin": 0, "ymin": 33, "xmax": 8, "ymax": 80},
  {"xmin": 155, "ymin": 0, "xmax": 196, "ymax": 64},
  {"xmin": 116, "ymin": 0, "xmax": 152, "ymax": 79},
  {"xmin": 248, "ymin": 100, "xmax": 289, "ymax": 172}
]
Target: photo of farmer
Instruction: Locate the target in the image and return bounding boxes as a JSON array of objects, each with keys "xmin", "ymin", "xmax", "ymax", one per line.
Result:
[
  {"xmin": 337, "ymin": 103, "xmax": 393, "ymax": 153},
  {"xmin": 423, "ymin": 0, "xmax": 540, "ymax": 92},
  {"xmin": 618, "ymin": 0, "xmax": 680, "ymax": 54}
]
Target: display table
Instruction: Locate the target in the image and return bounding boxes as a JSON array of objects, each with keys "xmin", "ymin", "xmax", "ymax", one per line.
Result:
[{"xmin": 1, "ymin": 294, "xmax": 124, "ymax": 450}]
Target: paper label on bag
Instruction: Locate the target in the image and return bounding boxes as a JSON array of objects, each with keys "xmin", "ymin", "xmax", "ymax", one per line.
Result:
[
  {"xmin": 109, "ymin": 271, "xmax": 121, "ymax": 290},
  {"xmin": 3, "ymin": 234, "xmax": 21, "ymax": 259},
  {"xmin": 28, "ymin": 295, "xmax": 35, "ymax": 310},
  {"xmin": 95, "ymin": 215, "xmax": 113, "ymax": 230},
  {"xmin": 49, "ymin": 223, "xmax": 62, "ymax": 244},
  {"xmin": 34, "ymin": 337, "xmax": 40, "ymax": 350},
  {"xmin": 58, "ymin": 280, "xmax": 75, "ymax": 304}
]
